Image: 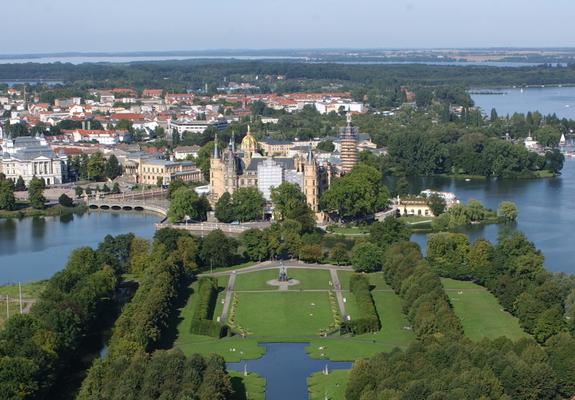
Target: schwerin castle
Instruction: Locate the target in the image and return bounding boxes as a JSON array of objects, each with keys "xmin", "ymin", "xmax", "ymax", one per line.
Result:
[{"xmin": 209, "ymin": 115, "xmax": 359, "ymax": 221}]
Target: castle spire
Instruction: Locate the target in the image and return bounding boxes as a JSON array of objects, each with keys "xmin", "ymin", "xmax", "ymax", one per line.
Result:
[
  {"xmin": 213, "ymin": 133, "xmax": 220, "ymax": 158},
  {"xmin": 229, "ymin": 131, "xmax": 236, "ymax": 153},
  {"xmin": 306, "ymin": 147, "xmax": 314, "ymax": 164}
]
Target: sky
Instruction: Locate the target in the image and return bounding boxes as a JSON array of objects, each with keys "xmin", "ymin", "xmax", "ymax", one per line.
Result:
[{"xmin": 2, "ymin": 0, "xmax": 575, "ymax": 53}]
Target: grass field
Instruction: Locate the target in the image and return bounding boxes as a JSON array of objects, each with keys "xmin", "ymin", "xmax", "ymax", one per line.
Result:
[
  {"xmin": 287, "ymin": 269, "xmax": 332, "ymax": 290},
  {"xmin": 0, "ymin": 301, "xmax": 22, "ymax": 328},
  {"xmin": 441, "ymin": 278, "xmax": 528, "ymax": 341},
  {"xmin": 0, "ymin": 280, "xmax": 48, "ymax": 299},
  {"xmin": 234, "ymin": 292, "xmax": 335, "ymax": 336},
  {"xmin": 336, "ymin": 271, "xmax": 390, "ymax": 291},
  {"xmin": 234, "ymin": 270, "xmax": 279, "ymax": 291},
  {"xmin": 327, "ymin": 226, "xmax": 370, "ymax": 236},
  {"xmin": 229, "ymin": 371, "xmax": 265, "ymax": 400},
  {"xmin": 308, "ymin": 370, "xmax": 349, "ymax": 400}
]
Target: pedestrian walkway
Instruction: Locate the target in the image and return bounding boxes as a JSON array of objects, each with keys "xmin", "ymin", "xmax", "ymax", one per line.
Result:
[
  {"xmin": 220, "ymin": 272, "xmax": 236, "ymax": 323},
  {"xmin": 329, "ymin": 269, "xmax": 348, "ymax": 320}
]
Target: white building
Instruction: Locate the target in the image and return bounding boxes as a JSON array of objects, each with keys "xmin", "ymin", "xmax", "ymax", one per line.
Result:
[
  {"xmin": 257, "ymin": 157, "xmax": 284, "ymax": 200},
  {"xmin": 314, "ymin": 101, "xmax": 365, "ymax": 115},
  {"xmin": 62, "ymin": 129, "xmax": 126, "ymax": 145},
  {"xmin": 173, "ymin": 145, "xmax": 201, "ymax": 160},
  {"xmin": 168, "ymin": 118, "xmax": 228, "ymax": 137},
  {"xmin": 0, "ymin": 135, "xmax": 67, "ymax": 185}
]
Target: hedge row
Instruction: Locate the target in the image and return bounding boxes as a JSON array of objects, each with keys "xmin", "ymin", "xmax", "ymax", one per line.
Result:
[
  {"xmin": 190, "ymin": 277, "xmax": 227, "ymax": 338},
  {"xmin": 342, "ymin": 274, "xmax": 381, "ymax": 334},
  {"xmin": 106, "ymin": 253, "xmax": 183, "ymax": 359},
  {"xmin": 384, "ymin": 242, "xmax": 463, "ymax": 340}
]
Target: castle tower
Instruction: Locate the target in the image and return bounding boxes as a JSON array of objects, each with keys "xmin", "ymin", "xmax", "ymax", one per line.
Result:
[
  {"xmin": 224, "ymin": 133, "xmax": 238, "ymax": 194},
  {"xmin": 210, "ymin": 133, "xmax": 225, "ymax": 202},
  {"xmin": 304, "ymin": 148, "xmax": 319, "ymax": 212},
  {"xmin": 339, "ymin": 113, "xmax": 358, "ymax": 174}
]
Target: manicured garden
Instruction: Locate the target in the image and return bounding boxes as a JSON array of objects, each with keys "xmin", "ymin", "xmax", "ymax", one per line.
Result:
[
  {"xmin": 441, "ymin": 278, "xmax": 528, "ymax": 341},
  {"xmin": 173, "ymin": 268, "xmax": 418, "ymax": 363},
  {"xmin": 233, "ymin": 291, "xmax": 336, "ymax": 337}
]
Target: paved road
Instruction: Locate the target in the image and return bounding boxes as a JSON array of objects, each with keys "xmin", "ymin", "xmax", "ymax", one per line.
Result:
[{"xmin": 201, "ymin": 260, "xmax": 353, "ymax": 278}]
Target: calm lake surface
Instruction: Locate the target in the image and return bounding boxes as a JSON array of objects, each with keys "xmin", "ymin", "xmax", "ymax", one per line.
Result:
[
  {"xmin": 471, "ymin": 86, "xmax": 575, "ymax": 119},
  {"xmin": 227, "ymin": 342, "xmax": 351, "ymax": 400},
  {"xmin": 0, "ymin": 211, "xmax": 159, "ymax": 284},
  {"xmin": 409, "ymin": 159, "xmax": 575, "ymax": 275}
]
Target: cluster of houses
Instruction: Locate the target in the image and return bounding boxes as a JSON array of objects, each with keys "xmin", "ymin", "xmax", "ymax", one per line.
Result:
[{"xmin": 0, "ymin": 84, "xmax": 373, "ymax": 196}]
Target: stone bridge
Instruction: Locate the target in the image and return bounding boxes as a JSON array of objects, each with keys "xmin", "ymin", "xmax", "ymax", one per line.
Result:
[{"xmin": 87, "ymin": 198, "xmax": 169, "ymax": 216}]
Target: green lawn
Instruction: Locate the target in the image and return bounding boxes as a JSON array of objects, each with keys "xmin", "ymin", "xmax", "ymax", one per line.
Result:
[
  {"xmin": 308, "ymin": 370, "xmax": 349, "ymax": 400},
  {"xmin": 234, "ymin": 292, "xmax": 335, "ymax": 337},
  {"xmin": 307, "ymin": 291, "xmax": 414, "ymax": 361},
  {"xmin": 234, "ymin": 270, "xmax": 279, "ymax": 291},
  {"xmin": 441, "ymin": 278, "xmax": 528, "ymax": 341},
  {"xmin": 287, "ymin": 269, "xmax": 332, "ymax": 290},
  {"xmin": 0, "ymin": 280, "xmax": 48, "ymax": 299},
  {"xmin": 337, "ymin": 271, "xmax": 390, "ymax": 291},
  {"xmin": 400, "ymin": 215, "xmax": 434, "ymax": 224},
  {"xmin": 229, "ymin": 371, "xmax": 265, "ymax": 400},
  {"xmin": 0, "ymin": 301, "xmax": 22, "ymax": 328},
  {"xmin": 327, "ymin": 225, "xmax": 370, "ymax": 236}
]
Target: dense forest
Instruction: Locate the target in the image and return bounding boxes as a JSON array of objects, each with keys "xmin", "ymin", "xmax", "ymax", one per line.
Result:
[
  {"xmin": 346, "ymin": 231, "xmax": 575, "ymax": 400},
  {"xmin": 2, "ymin": 60, "xmax": 575, "ymax": 93}
]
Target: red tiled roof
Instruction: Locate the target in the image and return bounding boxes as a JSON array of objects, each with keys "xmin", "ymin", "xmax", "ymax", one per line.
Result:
[{"xmin": 111, "ymin": 113, "xmax": 144, "ymax": 121}]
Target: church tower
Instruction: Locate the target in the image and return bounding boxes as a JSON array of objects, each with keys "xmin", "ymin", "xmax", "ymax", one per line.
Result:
[
  {"xmin": 304, "ymin": 148, "xmax": 319, "ymax": 213},
  {"xmin": 339, "ymin": 113, "xmax": 358, "ymax": 174}
]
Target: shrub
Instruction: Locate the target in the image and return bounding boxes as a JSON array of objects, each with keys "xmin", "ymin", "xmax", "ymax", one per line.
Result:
[
  {"xmin": 58, "ymin": 193, "xmax": 74, "ymax": 207},
  {"xmin": 189, "ymin": 277, "xmax": 227, "ymax": 338}
]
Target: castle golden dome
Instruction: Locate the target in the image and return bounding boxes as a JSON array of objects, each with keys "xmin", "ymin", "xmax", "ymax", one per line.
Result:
[{"xmin": 240, "ymin": 126, "xmax": 258, "ymax": 152}]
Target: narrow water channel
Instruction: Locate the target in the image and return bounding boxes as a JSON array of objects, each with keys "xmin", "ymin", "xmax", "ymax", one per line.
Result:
[{"xmin": 227, "ymin": 342, "xmax": 352, "ymax": 400}]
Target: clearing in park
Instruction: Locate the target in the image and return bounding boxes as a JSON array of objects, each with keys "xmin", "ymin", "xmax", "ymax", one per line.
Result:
[{"xmin": 441, "ymin": 278, "xmax": 528, "ymax": 341}]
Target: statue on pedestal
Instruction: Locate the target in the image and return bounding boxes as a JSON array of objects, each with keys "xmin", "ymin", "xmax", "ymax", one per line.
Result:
[{"xmin": 278, "ymin": 263, "xmax": 289, "ymax": 282}]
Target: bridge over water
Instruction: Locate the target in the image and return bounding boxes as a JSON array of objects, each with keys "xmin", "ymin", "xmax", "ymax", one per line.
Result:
[{"xmin": 86, "ymin": 189, "xmax": 169, "ymax": 216}]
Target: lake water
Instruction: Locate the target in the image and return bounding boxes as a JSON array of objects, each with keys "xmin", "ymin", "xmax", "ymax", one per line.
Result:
[
  {"xmin": 408, "ymin": 159, "xmax": 575, "ymax": 275},
  {"xmin": 227, "ymin": 342, "xmax": 351, "ymax": 400},
  {"xmin": 0, "ymin": 211, "xmax": 159, "ymax": 284},
  {"xmin": 0, "ymin": 55, "xmax": 305, "ymax": 65},
  {"xmin": 471, "ymin": 86, "xmax": 575, "ymax": 119}
]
